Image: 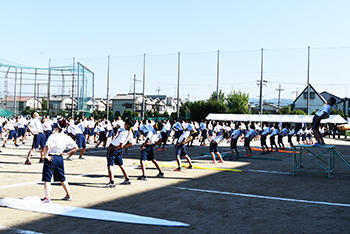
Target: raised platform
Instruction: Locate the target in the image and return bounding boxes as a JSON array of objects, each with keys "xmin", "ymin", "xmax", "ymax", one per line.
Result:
[{"xmin": 292, "ymin": 144, "xmax": 350, "ymax": 178}]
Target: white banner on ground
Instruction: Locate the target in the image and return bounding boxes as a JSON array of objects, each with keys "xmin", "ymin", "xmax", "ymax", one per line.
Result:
[{"xmin": 0, "ymin": 197, "xmax": 189, "ymax": 227}]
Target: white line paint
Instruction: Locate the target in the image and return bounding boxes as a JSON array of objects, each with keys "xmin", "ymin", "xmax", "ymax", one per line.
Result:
[
  {"xmin": 0, "ymin": 225, "xmax": 43, "ymax": 234},
  {"xmin": 247, "ymin": 169, "xmax": 292, "ymax": 175},
  {"xmin": 176, "ymin": 187, "xmax": 350, "ymax": 208},
  {"xmin": 0, "ymin": 170, "xmax": 106, "ymax": 190}
]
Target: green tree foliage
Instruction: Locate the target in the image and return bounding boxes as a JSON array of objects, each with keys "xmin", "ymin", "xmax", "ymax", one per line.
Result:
[
  {"xmin": 290, "ymin": 109, "xmax": 306, "ymax": 115},
  {"xmin": 226, "ymin": 91, "xmax": 250, "ymax": 114},
  {"xmin": 209, "ymin": 90, "xmax": 226, "ymax": 103},
  {"xmin": 188, "ymin": 100, "xmax": 228, "ymax": 121},
  {"xmin": 163, "ymin": 111, "xmax": 169, "ymax": 118},
  {"xmin": 114, "ymin": 111, "xmax": 121, "ymax": 119},
  {"xmin": 279, "ymin": 106, "xmax": 291, "ymax": 114}
]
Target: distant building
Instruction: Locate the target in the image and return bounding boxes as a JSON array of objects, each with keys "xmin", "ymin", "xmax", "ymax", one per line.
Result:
[
  {"xmin": 111, "ymin": 93, "xmax": 180, "ymax": 115},
  {"xmin": 250, "ymin": 102, "xmax": 279, "ymax": 113},
  {"xmin": 292, "ymin": 84, "xmax": 326, "ymax": 113}
]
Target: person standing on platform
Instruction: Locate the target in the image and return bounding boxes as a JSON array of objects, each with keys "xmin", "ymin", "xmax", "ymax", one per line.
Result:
[{"xmin": 312, "ymin": 97, "xmax": 336, "ymax": 145}]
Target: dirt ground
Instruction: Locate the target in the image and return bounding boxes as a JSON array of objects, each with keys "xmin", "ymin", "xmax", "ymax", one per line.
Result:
[{"xmin": 1, "ymin": 136, "xmax": 350, "ymax": 233}]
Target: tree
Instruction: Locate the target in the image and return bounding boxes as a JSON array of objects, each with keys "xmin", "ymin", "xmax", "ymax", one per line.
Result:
[
  {"xmin": 163, "ymin": 111, "xmax": 169, "ymax": 118},
  {"xmin": 226, "ymin": 91, "xmax": 250, "ymax": 114},
  {"xmin": 279, "ymin": 106, "xmax": 291, "ymax": 114},
  {"xmin": 209, "ymin": 90, "xmax": 225, "ymax": 103},
  {"xmin": 114, "ymin": 111, "xmax": 121, "ymax": 119},
  {"xmin": 290, "ymin": 109, "xmax": 306, "ymax": 115}
]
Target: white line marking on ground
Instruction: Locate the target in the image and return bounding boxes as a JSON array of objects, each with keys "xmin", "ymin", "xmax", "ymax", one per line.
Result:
[
  {"xmin": 176, "ymin": 187, "xmax": 350, "ymax": 208},
  {"xmin": 247, "ymin": 169, "xmax": 292, "ymax": 175},
  {"xmin": 0, "ymin": 225, "xmax": 43, "ymax": 234},
  {"xmin": 0, "ymin": 170, "xmax": 106, "ymax": 190}
]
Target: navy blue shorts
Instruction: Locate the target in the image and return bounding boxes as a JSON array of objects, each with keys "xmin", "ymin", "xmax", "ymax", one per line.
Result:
[
  {"xmin": 108, "ymin": 130, "xmax": 114, "ymax": 138},
  {"xmin": 312, "ymin": 115, "xmax": 321, "ymax": 131},
  {"xmin": 42, "ymin": 155, "xmax": 65, "ymax": 182},
  {"xmin": 45, "ymin": 130, "xmax": 52, "ymax": 141},
  {"xmin": 99, "ymin": 131, "xmax": 107, "ymax": 141},
  {"xmin": 87, "ymin": 128, "xmax": 94, "ymax": 136},
  {"xmin": 107, "ymin": 148, "xmax": 123, "ymax": 166},
  {"xmin": 32, "ymin": 133, "xmax": 46, "ymax": 149},
  {"xmin": 209, "ymin": 130, "xmax": 213, "ymax": 137},
  {"xmin": 17, "ymin": 128, "xmax": 25, "ymax": 137},
  {"xmin": 261, "ymin": 135, "xmax": 267, "ymax": 146},
  {"xmin": 0, "ymin": 126, "xmax": 2, "ymax": 133},
  {"xmin": 270, "ymin": 136, "xmax": 276, "ymax": 145},
  {"xmin": 175, "ymin": 144, "xmax": 188, "ymax": 157},
  {"xmin": 8, "ymin": 130, "xmax": 17, "ymax": 140},
  {"xmin": 230, "ymin": 138, "xmax": 238, "ymax": 150},
  {"xmin": 140, "ymin": 145, "xmax": 155, "ymax": 161},
  {"xmin": 76, "ymin": 134, "xmax": 86, "ymax": 149},
  {"xmin": 161, "ymin": 132, "xmax": 168, "ymax": 143},
  {"xmin": 209, "ymin": 142, "xmax": 219, "ymax": 153},
  {"xmin": 244, "ymin": 138, "xmax": 251, "ymax": 147},
  {"xmin": 174, "ymin": 130, "xmax": 183, "ymax": 139},
  {"xmin": 278, "ymin": 135, "xmax": 283, "ymax": 143}
]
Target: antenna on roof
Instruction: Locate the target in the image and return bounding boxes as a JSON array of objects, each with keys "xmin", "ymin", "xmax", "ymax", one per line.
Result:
[{"xmin": 155, "ymin": 84, "xmax": 161, "ymax": 95}]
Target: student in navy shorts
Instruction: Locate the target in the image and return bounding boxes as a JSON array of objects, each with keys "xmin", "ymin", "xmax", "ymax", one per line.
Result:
[
  {"xmin": 174, "ymin": 128, "xmax": 193, "ymax": 171},
  {"xmin": 105, "ymin": 118, "xmax": 135, "ymax": 188},
  {"xmin": 25, "ymin": 112, "xmax": 47, "ymax": 165},
  {"xmin": 137, "ymin": 124, "xmax": 164, "ymax": 181},
  {"xmin": 41, "ymin": 119, "xmax": 78, "ymax": 203}
]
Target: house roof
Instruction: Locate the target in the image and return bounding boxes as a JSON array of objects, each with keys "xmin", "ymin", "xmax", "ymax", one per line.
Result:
[
  {"xmin": 320, "ymin": 91, "xmax": 343, "ymax": 104},
  {"xmin": 6, "ymin": 96, "xmax": 33, "ymax": 102},
  {"xmin": 292, "ymin": 84, "xmax": 326, "ymax": 104}
]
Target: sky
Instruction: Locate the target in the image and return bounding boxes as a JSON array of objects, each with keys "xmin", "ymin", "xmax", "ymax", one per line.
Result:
[{"xmin": 1, "ymin": 0, "xmax": 350, "ymax": 102}]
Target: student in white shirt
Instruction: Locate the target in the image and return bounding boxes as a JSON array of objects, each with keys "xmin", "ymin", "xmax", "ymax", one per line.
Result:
[
  {"xmin": 2, "ymin": 119, "xmax": 19, "ymax": 147},
  {"xmin": 105, "ymin": 118, "xmax": 135, "ymax": 187},
  {"xmin": 41, "ymin": 119, "xmax": 78, "ymax": 203},
  {"xmin": 25, "ymin": 112, "xmax": 47, "ymax": 165},
  {"xmin": 137, "ymin": 124, "xmax": 164, "ymax": 181},
  {"xmin": 174, "ymin": 128, "xmax": 193, "ymax": 171}
]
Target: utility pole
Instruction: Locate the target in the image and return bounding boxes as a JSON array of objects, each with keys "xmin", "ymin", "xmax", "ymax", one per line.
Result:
[
  {"xmin": 14, "ymin": 68, "xmax": 18, "ymax": 116},
  {"xmin": 106, "ymin": 55, "xmax": 110, "ymax": 119},
  {"xmin": 177, "ymin": 52, "xmax": 181, "ymax": 119},
  {"xmin": 306, "ymin": 46, "xmax": 311, "ymax": 114},
  {"xmin": 276, "ymin": 84, "xmax": 284, "ymax": 112},
  {"xmin": 291, "ymin": 90, "xmax": 298, "ymax": 99},
  {"xmin": 155, "ymin": 84, "xmax": 161, "ymax": 96},
  {"xmin": 216, "ymin": 50, "xmax": 220, "ymax": 101},
  {"xmin": 259, "ymin": 48, "xmax": 264, "ymax": 114},
  {"xmin": 71, "ymin": 57, "xmax": 75, "ymax": 119},
  {"xmin": 133, "ymin": 74, "xmax": 141, "ymax": 113}
]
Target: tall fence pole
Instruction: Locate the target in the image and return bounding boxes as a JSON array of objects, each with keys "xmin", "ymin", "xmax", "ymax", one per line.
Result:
[
  {"xmin": 71, "ymin": 57, "xmax": 75, "ymax": 119},
  {"xmin": 14, "ymin": 68, "xmax": 18, "ymax": 116},
  {"xmin": 216, "ymin": 50, "xmax": 220, "ymax": 101},
  {"xmin": 106, "ymin": 55, "xmax": 110, "ymax": 119},
  {"xmin": 176, "ymin": 52, "xmax": 181, "ymax": 119},
  {"xmin": 142, "ymin": 53, "xmax": 146, "ymax": 119},
  {"xmin": 47, "ymin": 58, "xmax": 51, "ymax": 115},
  {"xmin": 19, "ymin": 68, "xmax": 22, "ymax": 113},
  {"xmin": 259, "ymin": 48, "xmax": 264, "ymax": 114},
  {"xmin": 307, "ymin": 46, "xmax": 311, "ymax": 114},
  {"xmin": 34, "ymin": 68, "xmax": 37, "ymax": 111}
]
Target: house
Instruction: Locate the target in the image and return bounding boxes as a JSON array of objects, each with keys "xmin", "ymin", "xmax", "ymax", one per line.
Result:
[
  {"xmin": 2, "ymin": 96, "xmax": 35, "ymax": 114},
  {"xmin": 250, "ymin": 102, "xmax": 279, "ymax": 113},
  {"xmin": 320, "ymin": 91, "xmax": 343, "ymax": 105},
  {"xmin": 86, "ymin": 98, "xmax": 110, "ymax": 112},
  {"xmin": 291, "ymin": 84, "xmax": 326, "ymax": 113},
  {"xmin": 111, "ymin": 93, "xmax": 180, "ymax": 115}
]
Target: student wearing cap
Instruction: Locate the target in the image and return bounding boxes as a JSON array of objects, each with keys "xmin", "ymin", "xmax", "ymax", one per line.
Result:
[
  {"xmin": 312, "ymin": 97, "xmax": 336, "ymax": 145},
  {"xmin": 137, "ymin": 123, "xmax": 164, "ymax": 181},
  {"xmin": 41, "ymin": 119, "xmax": 78, "ymax": 203},
  {"xmin": 105, "ymin": 118, "xmax": 135, "ymax": 187},
  {"xmin": 174, "ymin": 127, "xmax": 193, "ymax": 171},
  {"xmin": 25, "ymin": 112, "xmax": 47, "ymax": 165}
]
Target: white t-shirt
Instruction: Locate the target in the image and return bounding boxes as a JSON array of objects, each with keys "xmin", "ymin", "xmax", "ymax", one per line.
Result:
[
  {"xmin": 178, "ymin": 131, "xmax": 190, "ymax": 144},
  {"xmin": 110, "ymin": 129, "xmax": 133, "ymax": 147},
  {"xmin": 46, "ymin": 132, "xmax": 77, "ymax": 155},
  {"xmin": 29, "ymin": 118, "xmax": 43, "ymax": 134}
]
